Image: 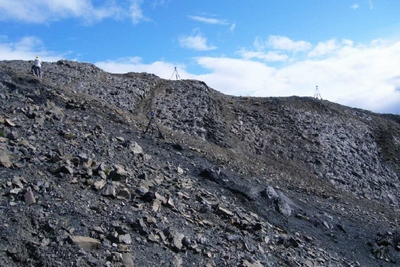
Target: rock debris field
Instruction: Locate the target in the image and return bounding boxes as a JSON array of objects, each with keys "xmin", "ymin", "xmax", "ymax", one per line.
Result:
[{"xmin": 0, "ymin": 60, "xmax": 400, "ymax": 266}]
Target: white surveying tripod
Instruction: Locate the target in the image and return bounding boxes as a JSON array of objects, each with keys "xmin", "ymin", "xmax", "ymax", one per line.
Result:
[{"xmin": 170, "ymin": 67, "xmax": 180, "ymax": 80}]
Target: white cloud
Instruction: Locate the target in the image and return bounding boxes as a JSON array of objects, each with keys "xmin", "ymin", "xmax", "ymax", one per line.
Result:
[
  {"xmin": 264, "ymin": 35, "xmax": 312, "ymax": 52},
  {"xmin": 0, "ymin": 0, "xmax": 137, "ymax": 24},
  {"xmin": 179, "ymin": 31, "xmax": 217, "ymax": 51},
  {"xmin": 151, "ymin": 0, "xmax": 169, "ymax": 8},
  {"xmin": 308, "ymin": 39, "xmax": 341, "ymax": 57},
  {"xmin": 253, "ymin": 37, "xmax": 266, "ymax": 51},
  {"xmin": 0, "ymin": 36, "xmax": 63, "ymax": 61},
  {"xmin": 369, "ymin": 0, "xmax": 374, "ymax": 9},
  {"xmin": 185, "ymin": 38, "xmax": 400, "ymax": 113},
  {"xmin": 351, "ymin": 1, "xmax": 373, "ymax": 10},
  {"xmin": 96, "ymin": 57, "xmax": 192, "ymax": 80},
  {"xmin": 194, "ymin": 57, "xmax": 277, "ymax": 96},
  {"xmin": 229, "ymin": 23, "xmax": 236, "ymax": 33},
  {"xmin": 237, "ymin": 49, "xmax": 288, "ymax": 62},
  {"xmin": 188, "ymin": 15, "xmax": 228, "ymax": 25},
  {"xmin": 129, "ymin": 0, "xmax": 149, "ymax": 24}
]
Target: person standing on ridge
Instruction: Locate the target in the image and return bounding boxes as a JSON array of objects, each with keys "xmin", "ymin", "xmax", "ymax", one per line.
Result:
[{"xmin": 33, "ymin": 56, "xmax": 42, "ymax": 78}]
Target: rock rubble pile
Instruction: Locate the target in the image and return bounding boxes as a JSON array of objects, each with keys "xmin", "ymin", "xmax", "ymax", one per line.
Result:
[{"xmin": 0, "ymin": 60, "xmax": 399, "ymax": 266}]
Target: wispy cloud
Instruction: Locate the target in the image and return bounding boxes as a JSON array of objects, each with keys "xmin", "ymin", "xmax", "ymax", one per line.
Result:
[
  {"xmin": 254, "ymin": 36, "xmax": 312, "ymax": 52},
  {"xmin": 0, "ymin": 0, "xmax": 146, "ymax": 24},
  {"xmin": 96, "ymin": 57, "xmax": 188, "ymax": 79},
  {"xmin": 308, "ymin": 39, "xmax": 341, "ymax": 57},
  {"xmin": 0, "ymin": 36, "xmax": 64, "ymax": 61},
  {"xmin": 237, "ymin": 49, "xmax": 288, "ymax": 62},
  {"xmin": 229, "ymin": 23, "xmax": 236, "ymax": 33},
  {"xmin": 351, "ymin": 4, "xmax": 360, "ymax": 9},
  {"xmin": 129, "ymin": 0, "xmax": 150, "ymax": 24},
  {"xmin": 151, "ymin": 0, "xmax": 169, "ymax": 8},
  {"xmin": 268, "ymin": 36, "xmax": 312, "ymax": 52},
  {"xmin": 368, "ymin": 0, "xmax": 373, "ymax": 9},
  {"xmin": 188, "ymin": 15, "xmax": 229, "ymax": 25},
  {"xmin": 179, "ymin": 30, "xmax": 217, "ymax": 51}
]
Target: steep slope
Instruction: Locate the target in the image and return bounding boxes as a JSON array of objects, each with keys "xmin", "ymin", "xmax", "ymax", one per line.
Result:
[{"xmin": 0, "ymin": 60, "xmax": 399, "ymax": 266}]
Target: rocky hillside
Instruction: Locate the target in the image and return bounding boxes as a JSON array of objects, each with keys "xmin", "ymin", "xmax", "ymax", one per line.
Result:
[{"xmin": 0, "ymin": 60, "xmax": 399, "ymax": 267}]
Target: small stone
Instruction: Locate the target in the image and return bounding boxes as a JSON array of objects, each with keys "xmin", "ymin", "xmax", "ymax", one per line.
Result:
[
  {"xmin": 97, "ymin": 162, "xmax": 107, "ymax": 172},
  {"xmin": 262, "ymin": 186, "xmax": 279, "ymax": 199},
  {"xmin": 93, "ymin": 226, "xmax": 106, "ymax": 234},
  {"xmin": 152, "ymin": 199, "xmax": 162, "ymax": 212},
  {"xmin": 217, "ymin": 206, "xmax": 234, "ymax": 217},
  {"xmin": 116, "ymin": 136, "xmax": 125, "ymax": 142},
  {"xmin": 243, "ymin": 260, "xmax": 263, "ymax": 267},
  {"xmin": 128, "ymin": 141, "xmax": 143, "ymax": 154},
  {"xmin": 12, "ymin": 176, "xmax": 24, "ymax": 188},
  {"xmin": 119, "ymin": 234, "xmax": 132, "ymax": 244},
  {"xmin": 122, "ymin": 253, "xmax": 134, "ymax": 267},
  {"xmin": 158, "ymin": 231, "xmax": 167, "ymax": 244},
  {"xmin": 173, "ymin": 255, "xmax": 183, "ymax": 267},
  {"xmin": 177, "ymin": 191, "xmax": 190, "ymax": 199},
  {"xmin": 93, "ymin": 179, "xmax": 106, "ymax": 191},
  {"xmin": 24, "ymin": 188, "xmax": 36, "ymax": 205},
  {"xmin": 107, "ymin": 232, "xmax": 119, "ymax": 244},
  {"xmin": 167, "ymin": 198, "xmax": 176, "ymax": 209},
  {"xmin": 0, "ymin": 152, "xmax": 12, "ymax": 168},
  {"xmin": 117, "ymin": 188, "xmax": 131, "ymax": 199},
  {"xmin": 118, "ymin": 244, "xmax": 129, "ymax": 251},
  {"xmin": 148, "ymin": 233, "xmax": 159, "ymax": 243},
  {"xmin": 155, "ymin": 192, "xmax": 167, "ymax": 204},
  {"xmin": 56, "ymin": 165, "xmax": 74, "ymax": 175},
  {"xmin": 10, "ymin": 188, "xmax": 23, "ymax": 194},
  {"xmin": 66, "ymin": 235, "xmax": 101, "ymax": 251},
  {"xmin": 109, "ymin": 164, "xmax": 128, "ymax": 181},
  {"xmin": 110, "ymin": 252, "xmax": 123, "ymax": 262},
  {"xmin": 98, "ymin": 170, "xmax": 107, "ymax": 179},
  {"xmin": 102, "ymin": 183, "xmax": 117, "ymax": 198},
  {"xmin": 145, "ymin": 215, "xmax": 157, "ymax": 224},
  {"xmin": 41, "ymin": 238, "xmax": 51, "ymax": 247},
  {"xmin": 5, "ymin": 119, "xmax": 16, "ymax": 127},
  {"xmin": 304, "ymin": 260, "xmax": 314, "ymax": 267},
  {"xmin": 171, "ymin": 231, "xmax": 185, "ymax": 251},
  {"xmin": 135, "ymin": 186, "xmax": 149, "ymax": 197},
  {"xmin": 6, "ymin": 131, "xmax": 18, "ymax": 141}
]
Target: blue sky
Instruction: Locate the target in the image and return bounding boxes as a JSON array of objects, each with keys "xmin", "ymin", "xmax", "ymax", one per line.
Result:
[{"xmin": 1, "ymin": 1, "xmax": 400, "ymax": 114}]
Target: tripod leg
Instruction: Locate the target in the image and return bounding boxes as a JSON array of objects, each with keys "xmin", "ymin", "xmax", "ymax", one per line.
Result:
[
  {"xmin": 144, "ymin": 118, "xmax": 153, "ymax": 134},
  {"xmin": 156, "ymin": 125, "xmax": 164, "ymax": 139}
]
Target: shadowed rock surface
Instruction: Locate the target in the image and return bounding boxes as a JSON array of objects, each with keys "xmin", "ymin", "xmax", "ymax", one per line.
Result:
[{"xmin": 0, "ymin": 59, "xmax": 399, "ymax": 266}]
